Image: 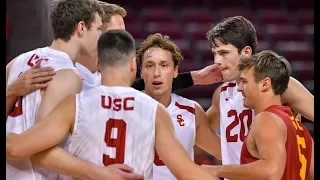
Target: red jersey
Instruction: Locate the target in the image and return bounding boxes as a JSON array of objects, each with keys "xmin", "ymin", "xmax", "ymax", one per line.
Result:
[{"xmin": 241, "ymin": 105, "xmax": 312, "ymax": 180}]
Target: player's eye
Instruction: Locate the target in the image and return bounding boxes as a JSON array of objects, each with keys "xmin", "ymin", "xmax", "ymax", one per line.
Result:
[
  {"xmin": 145, "ymin": 64, "xmax": 153, "ymax": 68},
  {"xmin": 161, "ymin": 64, "xmax": 168, "ymax": 67}
]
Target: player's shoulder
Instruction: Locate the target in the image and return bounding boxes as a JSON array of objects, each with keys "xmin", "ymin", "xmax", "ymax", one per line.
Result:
[
  {"xmin": 220, "ymin": 80, "xmax": 237, "ymax": 93},
  {"xmin": 171, "ymin": 93, "xmax": 194, "ymax": 105},
  {"xmin": 171, "ymin": 93, "xmax": 196, "ymax": 114},
  {"xmin": 254, "ymin": 111, "xmax": 287, "ymax": 130}
]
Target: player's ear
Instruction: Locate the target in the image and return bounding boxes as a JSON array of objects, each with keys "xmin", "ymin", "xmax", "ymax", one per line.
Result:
[
  {"xmin": 173, "ymin": 65, "xmax": 178, "ymax": 78},
  {"xmin": 130, "ymin": 56, "xmax": 137, "ymax": 73},
  {"xmin": 76, "ymin": 21, "xmax": 86, "ymax": 37},
  {"xmin": 261, "ymin": 77, "xmax": 271, "ymax": 93},
  {"xmin": 241, "ymin": 46, "xmax": 252, "ymax": 58}
]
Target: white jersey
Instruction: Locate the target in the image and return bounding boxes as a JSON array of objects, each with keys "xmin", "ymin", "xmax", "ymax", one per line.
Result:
[
  {"xmin": 153, "ymin": 93, "xmax": 196, "ymax": 180},
  {"xmin": 219, "ymin": 80, "xmax": 255, "ymax": 166},
  {"xmin": 75, "ymin": 62, "xmax": 101, "ymax": 91},
  {"xmin": 62, "ymin": 86, "xmax": 158, "ymax": 180},
  {"xmin": 6, "ymin": 47, "xmax": 76, "ymax": 180}
]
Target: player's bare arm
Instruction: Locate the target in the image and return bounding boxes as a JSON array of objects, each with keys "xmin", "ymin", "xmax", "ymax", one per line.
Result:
[
  {"xmin": 206, "ymin": 85, "xmax": 222, "ymax": 131},
  {"xmin": 6, "ymin": 60, "xmax": 55, "ymax": 119},
  {"xmin": 6, "ymin": 95, "xmax": 75, "ymax": 159},
  {"xmin": 36, "ymin": 69, "xmax": 82, "ymax": 120},
  {"xmin": 281, "ymin": 77, "xmax": 314, "ymax": 121},
  {"xmin": 31, "ymin": 147, "xmax": 144, "ymax": 180},
  {"xmin": 205, "ymin": 112, "xmax": 287, "ymax": 180},
  {"xmin": 155, "ymin": 103, "xmax": 219, "ymax": 180},
  {"xmin": 194, "ymin": 102, "xmax": 221, "ymax": 160}
]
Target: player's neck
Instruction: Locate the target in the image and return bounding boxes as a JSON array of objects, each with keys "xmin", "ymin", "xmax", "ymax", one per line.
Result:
[
  {"xmin": 50, "ymin": 39, "xmax": 80, "ymax": 64},
  {"xmin": 101, "ymin": 70, "xmax": 132, "ymax": 87},
  {"xmin": 146, "ymin": 91, "xmax": 172, "ymax": 108},
  {"xmin": 253, "ymin": 95, "xmax": 282, "ymax": 115}
]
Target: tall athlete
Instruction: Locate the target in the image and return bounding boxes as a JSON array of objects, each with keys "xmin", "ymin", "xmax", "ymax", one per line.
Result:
[
  {"xmin": 136, "ymin": 33, "xmax": 221, "ymax": 179},
  {"xmin": 7, "ymin": 30, "xmax": 219, "ymax": 180},
  {"xmin": 205, "ymin": 16, "xmax": 314, "ymax": 168},
  {"xmin": 205, "ymin": 51, "xmax": 313, "ymax": 180},
  {"xmin": 4, "ymin": 0, "xmax": 122, "ymax": 179}
]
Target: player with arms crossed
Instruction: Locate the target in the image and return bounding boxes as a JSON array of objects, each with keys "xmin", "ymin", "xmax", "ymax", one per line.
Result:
[
  {"xmin": 7, "ymin": 30, "xmax": 219, "ymax": 180},
  {"xmin": 205, "ymin": 16, "xmax": 314, "ymax": 168},
  {"xmin": 136, "ymin": 33, "xmax": 221, "ymax": 180},
  {"xmin": 205, "ymin": 50, "xmax": 314, "ymax": 180},
  {"xmin": 6, "ymin": 1, "xmax": 143, "ymax": 179}
]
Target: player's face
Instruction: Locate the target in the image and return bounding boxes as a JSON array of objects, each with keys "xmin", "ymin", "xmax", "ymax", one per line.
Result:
[
  {"xmin": 212, "ymin": 39, "xmax": 250, "ymax": 82},
  {"xmin": 81, "ymin": 13, "xmax": 103, "ymax": 58},
  {"xmin": 238, "ymin": 67, "xmax": 259, "ymax": 108},
  {"xmin": 103, "ymin": 14, "xmax": 125, "ymax": 32},
  {"xmin": 141, "ymin": 47, "xmax": 178, "ymax": 98}
]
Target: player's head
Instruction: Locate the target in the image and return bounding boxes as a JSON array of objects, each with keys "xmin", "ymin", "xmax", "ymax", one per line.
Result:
[
  {"xmin": 237, "ymin": 50, "xmax": 291, "ymax": 108},
  {"xmin": 206, "ymin": 16, "xmax": 257, "ymax": 82},
  {"xmin": 97, "ymin": 30, "xmax": 136, "ymax": 85},
  {"xmin": 136, "ymin": 33, "xmax": 183, "ymax": 98},
  {"xmin": 99, "ymin": 1, "xmax": 126, "ymax": 31},
  {"xmin": 50, "ymin": 0, "xmax": 104, "ymax": 56}
]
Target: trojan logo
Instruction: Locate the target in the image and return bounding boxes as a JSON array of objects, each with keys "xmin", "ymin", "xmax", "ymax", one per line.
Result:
[{"xmin": 177, "ymin": 115, "xmax": 185, "ymax": 126}]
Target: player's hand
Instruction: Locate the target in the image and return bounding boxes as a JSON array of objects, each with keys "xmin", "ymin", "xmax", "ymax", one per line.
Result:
[
  {"xmin": 191, "ymin": 64, "xmax": 223, "ymax": 85},
  {"xmin": 7, "ymin": 61, "xmax": 55, "ymax": 97},
  {"xmin": 94, "ymin": 164, "xmax": 144, "ymax": 180}
]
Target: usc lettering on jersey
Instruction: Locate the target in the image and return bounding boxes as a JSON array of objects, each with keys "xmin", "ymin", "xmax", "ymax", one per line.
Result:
[{"xmin": 60, "ymin": 86, "xmax": 158, "ymax": 180}]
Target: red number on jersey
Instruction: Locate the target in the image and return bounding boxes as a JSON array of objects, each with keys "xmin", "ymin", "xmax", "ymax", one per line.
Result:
[
  {"xmin": 154, "ymin": 151, "xmax": 165, "ymax": 166},
  {"xmin": 226, "ymin": 109, "xmax": 253, "ymax": 142},
  {"xmin": 8, "ymin": 97, "xmax": 23, "ymax": 117},
  {"xmin": 103, "ymin": 118, "xmax": 127, "ymax": 166}
]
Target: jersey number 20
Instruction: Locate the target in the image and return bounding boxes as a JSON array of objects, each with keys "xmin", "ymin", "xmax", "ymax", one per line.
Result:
[
  {"xmin": 103, "ymin": 118, "xmax": 126, "ymax": 166},
  {"xmin": 226, "ymin": 109, "xmax": 253, "ymax": 142}
]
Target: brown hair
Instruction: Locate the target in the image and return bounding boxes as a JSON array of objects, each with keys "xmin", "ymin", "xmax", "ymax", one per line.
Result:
[
  {"xmin": 50, "ymin": 0, "xmax": 104, "ymax": 41},
  {"xmin": 136, "ymin": 33, "xmax": 183, "ymax": 67},
  {"xmin": 98, "ymin": 1, "xmax": 127, "ymax": 23},
  {"xmin": 206, "ymin": 16, "xmax": 257, "ymax": 54},
  {"xmin": 238, "ymin": 50, "xmax": 292, "ymax": 95}
]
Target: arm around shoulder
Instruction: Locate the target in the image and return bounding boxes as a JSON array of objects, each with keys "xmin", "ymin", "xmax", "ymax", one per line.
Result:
[{"xmin": 281, "ymin": 77, "xmax": 314, "ymax": 121}]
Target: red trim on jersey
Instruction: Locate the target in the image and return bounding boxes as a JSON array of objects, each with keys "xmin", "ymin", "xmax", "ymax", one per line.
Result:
[
  {"xmin": 220, "ymin": 83, "xmax": 236, "ymax": 93},
  {"xmin": 175, "ymin": 102, "xmax": 195, "ymax": 115}
]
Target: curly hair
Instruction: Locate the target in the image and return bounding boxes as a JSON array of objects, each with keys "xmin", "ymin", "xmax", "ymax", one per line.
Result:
[{"xmin": 136, "ymin": 33, "xmax": 183, "ymax": 67}]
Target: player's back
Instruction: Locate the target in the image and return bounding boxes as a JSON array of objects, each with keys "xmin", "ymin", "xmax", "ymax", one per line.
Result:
[
  {"xmin": 64, "ymin": 86, "xmax": 158, "ymax": 180},
  {"xmin": 6, "ymin": 47, "xmax": 76, "ymax": 180},
  {"xmin": 153, "ymin": 93, "xmax": 196, "ymax": 180},
  {"xmin": 219, "ymin": 81, "xmax": 255, "ymax": 165},
  {"xmin": 264, "ymin": 105, "xmax": 312, "ymax": 180}
]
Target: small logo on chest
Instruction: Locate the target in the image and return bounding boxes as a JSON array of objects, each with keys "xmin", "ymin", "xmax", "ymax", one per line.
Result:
[{"xmin": 177, "ymin": 115, "xmax": 185, "ymax": 126}]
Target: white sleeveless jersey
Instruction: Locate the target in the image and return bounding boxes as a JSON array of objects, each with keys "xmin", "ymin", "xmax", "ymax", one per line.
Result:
[
  {"xmin": 62, "ymin": 86, "xmax": 158, "ymax": 180},
  {"xmin": 153, "ymin": 93, "xmax": 196, "ymax": 180},
  {"xmin": 219, "ymin": 81, "xmax": 255, "ymax": 166},
  {"xmin": 6, "ymin": 47, "xmax": 76, "ymax": 180},
  {"xmin": 75, "ymin": 62, "xmax": 101, "ymax": 91}
]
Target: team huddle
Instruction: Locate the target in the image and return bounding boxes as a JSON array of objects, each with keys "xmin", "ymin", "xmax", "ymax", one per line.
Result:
[{"xmin": 5, "ymin": 0, "xmax": 314, "ymax": 180}]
